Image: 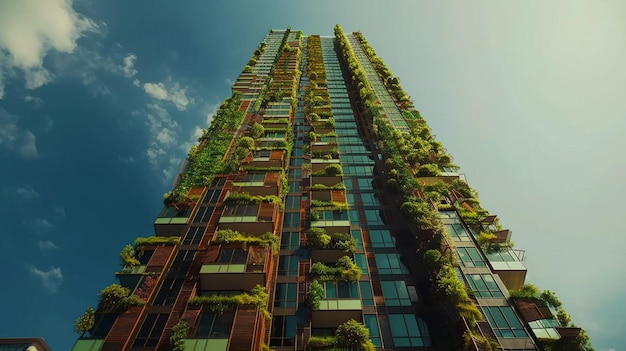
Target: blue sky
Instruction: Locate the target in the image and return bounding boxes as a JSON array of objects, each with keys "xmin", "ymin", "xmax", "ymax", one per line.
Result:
[{"xmin": 0, "ymin": 1, "xmax": 624, "ymax": 350}]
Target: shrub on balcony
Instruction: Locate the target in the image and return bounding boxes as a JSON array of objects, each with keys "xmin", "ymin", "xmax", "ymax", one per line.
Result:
[
  {"xmin": 249, "ymin": 122, "xmax": 265, "ymax": 139},
  {"xmin": 170, "ymin": 320, "xmax": 189, "ymax": 351},
  {"xmin": 134, "ymin": 236, "xmax": 180, "ymax": 247},
  {"xmin": 310, "ymin": 256, "xmax": 361, "ymax": 282},
  {"xmin": 335, "ymin": 319, "xmax": 376, "ymax": 351},
  {"xmin": 73, "ymin": 307, "xmax": 95, "ymax": 335},
  {"xmin": 432, "ymin": 265, "xmax": 468, "ymax": 305},
  {"xmin": 189, "ymin": 284, "xmax": 270, "ymax": 319},
  {"xmin": 98, "ymin": 284, "xmax": 145, "ymax": 313},
  {"xmin": 311, "ymin": 164, "xmax": 343, "ymax": 177},
  {"xmin": 310, "ymin": 199, "xmax": 348, "ymax": 211},
  {"xmin": 212, "ymin": 229, "xmax": 279, "ymax": 254},
  {"xmin": 120, "ymin": 244, "xmax": 140, "ymax": 268},
  {"xmin": 400, "ymin": 200, "xmax": 438, "ymax": 228},
  {"xmin": 309, "ymin": 280, "xmax": 324, "ymax": 310}
]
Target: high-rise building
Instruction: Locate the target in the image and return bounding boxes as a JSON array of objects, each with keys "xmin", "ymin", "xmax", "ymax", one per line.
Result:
[{"xmin": 71, "ymin": 26, "xmax": 591, "ymax": 351}]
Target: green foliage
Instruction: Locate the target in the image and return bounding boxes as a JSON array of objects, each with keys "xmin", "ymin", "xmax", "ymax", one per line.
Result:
[
  {"xmin": 423, "ymin": 249, "xmax": 443, "ymax": 272},
  {"xmin": 310, "ymin": 199, "xmax": 349, "ymax": 211},
  {"xmin": 433, "ymin": 265, "xmax": 468, "ymax": 304},
  {"xmin": 73, "ymin": 307, "xmax": 95, "ymax": 334},
  {"xmin": 224, "ymin": 192, "xmax": 282, "ymax": 206},
  {"xmin": 310, "ymin": 182, "xmax": 346, "ymax": 190},
  {"xmin": 509, "ymin": 284, "xmax": 540, "ymax": 299},
  {"xmin": 311, "ymin": 164, "xmax": 343, "ymax": 176},
  {"xmin": 477, "ymin": 232, "xmax": 497, "ymax": 247},
  {"xmin": 400, "ymin": 200, "xmax": 438, "ymax": 228},
  {"xmin": 212, "ymin": 229, "xmax": 279, "ymax": 254},
  {"xmin": 310, "ymin": 256, "xmax": 361, "ymax": 282},
  {"xmin": 239, "ymin": 136, "xmax": 255, "ymax": 150},
  {"xmin": 309, "ymin": 280, "xmax": 324, "ymax": 310},
  {"xmin": 249, "ymin": 122, "xmax": 265, "ymax": 139},
  {"xmin": 540, "ymin": 290, "xmax": 562, "ymax": 308},
  {"xmin": 556, "ymin": 307, "xmax": 571, "ymax": 327},
  {"xmin": 189, "ymin": 284, "xmax": 270, "ymax": 319},
  {"xmin": 170, "ymin": 320, "xmax": 189, "ymax": 351},
  {"xmin": 308, "ymin": 335, "xmax": 336, "ymax": 348},
  {"xmin": 172, "ymin": 92, "xmax": 244, "ymax": 196},
  {"xmin": 335, "ymin": 319, "xmax": 375, "ymax": 351},
  {"xmin": 98, "ymin": 284, "xmax": 144, "ymax": 313},
  {"xmin": 457, "ymin": 301, "xmax": 483, "ymax": 322},
  {"xmin": 134, "ymin": 236, "xmax": 180, "ymax": 247},
  {"xmin": 307, "ymin": 228, "xmax": 331, "ymax": 248},
  {"xmin": 120, "ymin": 244, "xmax": 140, "ymax": 268}
]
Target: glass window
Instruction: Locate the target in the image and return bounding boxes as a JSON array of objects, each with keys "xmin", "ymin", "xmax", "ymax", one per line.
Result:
[
  {"xmin": 370, "ymin": 229, "xmax": 395, "ymax": 248},
  {"xmin": 360, "ymin": 193, "xmax": 380, "ymax": 207},
  {"xmin": 283, "ymin": 213, "xmax": 301, "ymax": 228},
  {"xmin": 218, "ymin": 248, "xmax": 247, "ymax": 264},
  {"xmin": 365, "ymin": 209, "xmax": 385, "ymax": 226},
  {"xmin": 465, "ymin": 274, "xmax": 504, "ymax": 298},
  {"xmin": 270, "ymin": 316, "xmax": 297, "ymax": 346},
  {"xmin": 351, "ymin": 230, "xmax": 363, "ymax": 249},
  {"xmin": 482, "ymin": 306, "xmax": 528, "ymax": 338},
  {"xmin": 197, "ymin": 312, "xmax": 235, "ymax": 338},
  {"xmin": 446, "ymin": 223, "xmax": 471, "ymax": 242},
  {"xmin": 202, "ymin": 189, "xmax": 222, "ymax": 204},
  {"xmin": 280, "ymin": 231, "xmax": 300, "ymax": 250},
  {"xmin": 388, "ymin": 314, "xmax": 430, "ymax": 347},
  {"xmin": 193, "ymin": 207, "xmax": 214, "ymax": 223},
  {"xmin": 359, "ymin": 281, "xmax": 374, "ymax": 306},
  {"xmin": 133, "ymin": 314, "xmax": 169, "ymax": 347},
  {"xmin": 285, "ymin": 196, "xmax": 300, "ymax": 210},
  {"xmin": 274, "ymin": 283, "xmax": 297, "ymax": 308},
  {"xmin": 456, "ymin": 247, "xmax": 487, "ymax": 268},
  {"xmin": 354, "ymin": 253, "xmax": 369, "ymax": 274},
  {"xmin": 382, "ymin": 280, "xmax": 411, "ymax": 306},
  {"xmin": 153, "ymin": 278, "xmax": 183, "ymax": 306},
  {"xmin": 278, "ymin": 254, "xmax": 299, "ymax": 276},
  {"xmin": 184, "ymin": 226, "xmax": 206, "ymax": 245},
  {"xmin": 375, "ymin": 253, "xmax": 408, "ymax": 275},
  {"xmin": 364, "ymin": 315, "xmax": 382, "ymax": 347}
]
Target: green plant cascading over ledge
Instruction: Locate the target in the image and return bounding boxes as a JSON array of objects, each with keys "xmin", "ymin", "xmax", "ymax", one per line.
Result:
[
  {"xmin": 73, "ymin": 307, "xmax": 95, "ymax": 335},
  {"xmin": 307, "ymin": 228, "xmax": 356, "ymax": 253},
  {"xmin": 310, "ymin": 164, "xmax": 343, "ymax": 177},
  {"xmin": 224, "ymin": 192, "xmax": 282, "ymax": 206},
  {"xmin": 170, "ymin": 320, "xmax": 189, "ymax": 351},
  {"xmin": 98, "ymin": 283, "xmax": 145, "ymax": 313},
  {"xmin": 335, "ymin": 319, "xmax": 376, "ymax": 351},
  {"xmin": 310, "ymin": 199, "xmax": 349, "ymax": 211},
  {"xmin": 120, "ymin": 244, "xmax": 140, "ymax": 268},
  {"xmin": 212, "ymin": 229, "xmax": 279, "ymax": 254},
  {"xmin": 309, "ymin": 279, "xmax": 324, "ymax": 310},
  {"xmin": 134, "ymin": 236, "xmax": 180, "ymax": 247},
  {"xmin": 310, "ymin": 256, "xmax": 361, "ymax": 282},
  {"xmin": 168, "ymin": 92, "xmax": 245, "ymax": 202},
  {"xmin": 189, "ymin": 284, "xmax": 270, "ymax": 320}
]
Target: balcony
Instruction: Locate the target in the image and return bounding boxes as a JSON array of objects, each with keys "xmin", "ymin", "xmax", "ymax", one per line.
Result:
[
  {"xmin": 230, "ymin": 172, "xmax": 281, "ymax": 197},
  {"xmin": 153, "ymin": 205, "xmax": 192, "ymax": 236},
  {"xmin": 484, "ymin": 249, "xmax": 527, "ymax": 290},
  {"xmin": 218, "ymin": 203, "xmax": 279, "ymax": 236},
  {"xmin": 312, "ymin": 300, "xmax": 363, "ymax": 328},
  {"xmin": 199, "ymin": 245, "xmax": 271, "ymax": 291},
  {"xmin": 241, "ymin": 149, "xmax": 285, "ymax": 169}
]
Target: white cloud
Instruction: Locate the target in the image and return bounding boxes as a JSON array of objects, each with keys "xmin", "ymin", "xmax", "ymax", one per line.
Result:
[
  {"xmin": 122, "ymin": 53, "xmax": 137, "ymax": 78},
  {"xmin": 33, "ymin": 218, "xmax": 53, "ymax": 231},
  {"xmin": 156, "ymin": 128, "xmax": 175, "ymax": 146},
  {"xmin": 133, "ymin": 78, "xmax": 140, "ymax": 87},
  {"xmin": 144, "ymin": 82, "xmax": 169, "ymax": 100},
  {"xmin": 39, "ymin": 240, "xmax": 59, "ymax": 250},
  {"xmin": 0, "ymin": 108, "xmax": 38, "ymax": 158},
  {"xmin": 15, "ymin": 185, "xmax": 39, "ymax": 200},
  {"xmin": 24, "ymin": 95, "xmax": 43, "ymax": 107},
  {"xmin": 118, "ymin": 155, "xmax": 135, "ymax": 164},
  {"xmin": 0, "ymin": 0, "xmax": 98, "ymax": 96},
  {"xmin": 19, "ymin": 130, "xmax": 39, "ymax": 158},
  {"xmin": 29, "ymin": 266, "xmax": 63, "ymax": 293},
  {"xmin": 143, "ymin": 79, "xmax": 192, "ymax": 111}
]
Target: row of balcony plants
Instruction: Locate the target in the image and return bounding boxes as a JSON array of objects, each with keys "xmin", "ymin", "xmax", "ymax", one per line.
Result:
[
  {"xmin": 165, "ymin": 92, "xmax": 245, "ymax": 204},
  {"xmin": 335, "ymin": 24, "xmax": 495, "ymax": 350}
]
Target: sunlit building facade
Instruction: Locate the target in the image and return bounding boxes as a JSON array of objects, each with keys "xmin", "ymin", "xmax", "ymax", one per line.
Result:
[{"xmin": 71, "ymin": 27, "xmax": 588, "ymax": 351}]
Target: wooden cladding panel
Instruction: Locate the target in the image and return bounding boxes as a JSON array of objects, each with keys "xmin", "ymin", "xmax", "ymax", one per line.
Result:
[{"xmin": 228, "ymin": 308, "xmax": 260, "ymax": 351}]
